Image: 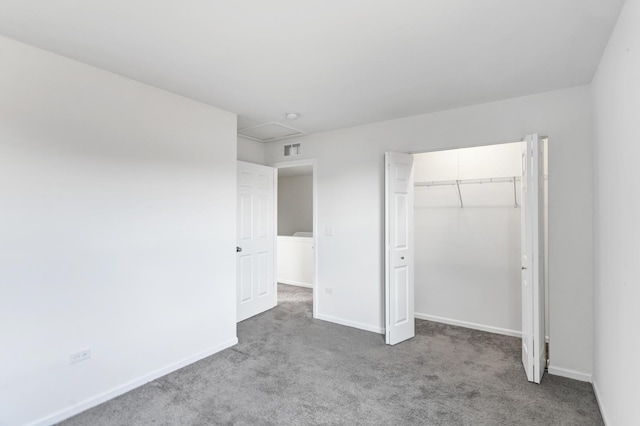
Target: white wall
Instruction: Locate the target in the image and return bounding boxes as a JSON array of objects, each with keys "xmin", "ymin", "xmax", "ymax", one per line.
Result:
[
  {"xmin": 237, "ymin": 136, "xmax": 266, "ymax": 164},
  {"xmin": 278, "ymin": 174, "xmax": 313, "ymax": 236},
  {"xmin": 591, "ymin": 1, "xmax": 640, "ymax": 424},
  {"xmin": 413, "ymin": 143, "xmax": 523, "ymax": 337},
  {"xmin": 0, "ymin": 36, "xmax": 238, "ymax": 425},
  {"xmin": 265, "ymin": 85, "xmax": 594, "ymax": 379}
]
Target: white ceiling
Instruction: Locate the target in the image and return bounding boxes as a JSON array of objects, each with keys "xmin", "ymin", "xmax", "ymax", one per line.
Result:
[{"xmin": 0, "ymin": 1, "xmax": 624, "ymax": 136}]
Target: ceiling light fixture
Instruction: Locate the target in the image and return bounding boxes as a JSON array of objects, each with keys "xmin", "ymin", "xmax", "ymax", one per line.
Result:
[{"xmin": 285, "ymin": 112, "xmax": 301, "ymax": 120}]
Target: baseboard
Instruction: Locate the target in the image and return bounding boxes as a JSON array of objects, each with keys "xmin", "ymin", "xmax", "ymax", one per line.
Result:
[
  {"xmin": 591, "ymin": 379, "xmax": 609, "ymax": 425},
  {"xmin": 28, "ymin": 337, "xmax": 238, "ymax": 426},
  {"xmin": 415, "ymin": 313, "xmax": 522, "ymax": 338},
  {"xmin": 315, "ymin": 314, "xmax": 384, "ymax": 334},
  {"xmin": 278, "ymin": 280, "xmax": 313, "ymax": 289},
  {"xmin": 547, "ymin": 365, "xmax": 592, "ymax": 383}
]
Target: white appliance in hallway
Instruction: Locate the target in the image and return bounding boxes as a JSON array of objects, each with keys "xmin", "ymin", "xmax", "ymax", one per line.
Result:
[{"xmin": 277, "ymin": 233, "xmax": 313, "ymax": 288}]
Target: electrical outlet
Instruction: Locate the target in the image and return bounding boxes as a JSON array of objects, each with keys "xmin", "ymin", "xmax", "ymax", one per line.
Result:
[
  {"xmin": 325, "ymin": 288, "xmax": 333, "ymax": 294},
  {"xmin": 69, "ymin": 349, "xmax": 91, "ymax": 364}
]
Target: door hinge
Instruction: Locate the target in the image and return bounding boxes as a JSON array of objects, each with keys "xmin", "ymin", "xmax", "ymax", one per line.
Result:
[{"xmin": 546, "ymin": 342, "xmax": 550, "ymax": 369}]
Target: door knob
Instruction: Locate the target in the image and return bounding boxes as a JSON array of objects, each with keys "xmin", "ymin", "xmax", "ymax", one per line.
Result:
[
  {"xmin": 236, "ymin": 247, "xmax": 242, "ymax": 253},
  {"xmin": 522, "ymin": 266, "xmax": 527, "ymax": 270}
]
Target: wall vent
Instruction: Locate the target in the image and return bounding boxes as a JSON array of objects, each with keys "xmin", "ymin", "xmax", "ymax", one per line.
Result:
[
  {"xmin": 284, "ymin": 143, "xmax": 301, "ymax": 157},
  {"xmin": 238, "ymin": 122, "xmax": 305, "ymax": 142}
]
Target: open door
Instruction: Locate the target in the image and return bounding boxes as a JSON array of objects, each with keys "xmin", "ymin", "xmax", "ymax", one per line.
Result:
[
  {"xmin": 521, "ymin": 134, "xmax": 546, "ymax": 383},
  {"xmin": 385, "ymin": 152, "xmax": 415, "ymax": 345},
  {"xmin": 237, "ymin": 161, "xmax": 277, "ymax": 322}
]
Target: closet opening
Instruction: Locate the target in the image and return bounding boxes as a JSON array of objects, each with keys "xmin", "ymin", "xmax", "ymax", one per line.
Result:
[
  {"xmin": 274, "ymin": 161, "xmax": 317, "ymax": 318},
  {"xmin": 413, "ymin": 139, "xmax": 549, "ymax": 371},
  {"xmin": 385, "ymin": 136, "xmax": 549, "ymax": 382}
]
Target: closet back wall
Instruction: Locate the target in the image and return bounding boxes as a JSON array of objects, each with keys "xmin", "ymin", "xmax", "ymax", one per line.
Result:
[{"xmin": 414, "ymin": 143, "xmax": 523, "ymax": 336}]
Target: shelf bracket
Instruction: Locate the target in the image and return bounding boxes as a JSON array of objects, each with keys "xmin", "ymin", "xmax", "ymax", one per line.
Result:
[
  {"xmin": 513, "ymin": 176, "xmax": 518, "ymax": 208},
  {"xmin": 456, "ymin": 180, "xmax": 464, "ymax": 208}
]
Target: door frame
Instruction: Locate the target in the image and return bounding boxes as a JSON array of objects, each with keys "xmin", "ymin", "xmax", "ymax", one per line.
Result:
[{"xmin": 272, "ymin": 159, "xmax": 318, "ymax": 318}]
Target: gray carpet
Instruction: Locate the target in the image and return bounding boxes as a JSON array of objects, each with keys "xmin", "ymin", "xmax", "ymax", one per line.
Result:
[{"xmin": 61, "ymin": 284, "xmax": 603, "ymax": 425}]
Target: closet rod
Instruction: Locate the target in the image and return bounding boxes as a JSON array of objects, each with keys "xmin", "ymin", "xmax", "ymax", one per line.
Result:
[{"xmin": 415, "ymin": 176, "xmax": 522, "ymax": 208}]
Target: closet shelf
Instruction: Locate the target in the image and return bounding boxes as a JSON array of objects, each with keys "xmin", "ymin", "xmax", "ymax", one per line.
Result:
[
  {"xmin": 414, "ymin": 176, "xmax": 522, "ymax": 208},
  {"xmin": 414, "ymin": 176, "xmax": 521, "ymax": 187}
]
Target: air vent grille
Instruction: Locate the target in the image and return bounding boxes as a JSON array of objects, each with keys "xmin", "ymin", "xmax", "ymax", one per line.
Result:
[{"xmin": 284, "ymin": 143, "xmax": 301, "ymax": 157}]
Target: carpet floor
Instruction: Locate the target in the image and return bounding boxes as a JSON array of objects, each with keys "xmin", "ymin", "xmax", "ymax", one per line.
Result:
[{"xmin": 61, "ymin": 284, "xmax": 603, "ymax": 425}]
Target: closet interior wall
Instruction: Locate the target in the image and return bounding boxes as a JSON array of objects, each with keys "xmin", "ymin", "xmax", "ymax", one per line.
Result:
[{"xmin": 414, "ymin": 142, "xmax": 525, "ymax": 336}]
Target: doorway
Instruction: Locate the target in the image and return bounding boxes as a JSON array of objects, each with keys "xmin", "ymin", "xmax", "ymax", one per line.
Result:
[{"xmin": 274, "ymin": 160, "xmax": 317, "ymax": 318}]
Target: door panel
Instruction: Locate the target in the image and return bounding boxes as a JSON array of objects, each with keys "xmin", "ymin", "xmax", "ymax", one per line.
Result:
[
  {"xmin": 237, "ymin": 161, "xmax": 276, "ymax": 322},
  {"xmin": 257, "ymin": 196, "xmax": 269, "ymax": 238},
  {"xmin": 385, "ymin": 152, "xmax": 415, "ymax": 345},
  {"xmin": 239, "ymin": 255, "xmax": 252, "ymax": 302},
  {"xmin": 395, "ymin": 194, "xmax": 408, "ymax": 248},
  {"xmin": 258, "ymin": 251, "xmax": 269, "ymax": 296},
  {"xmin": 239, "ymin": 195, "xmax": 252, "ymax": 239},
  {"xmin": 394, "ymin": 266, "xmax": 409, "ymax": 324}
]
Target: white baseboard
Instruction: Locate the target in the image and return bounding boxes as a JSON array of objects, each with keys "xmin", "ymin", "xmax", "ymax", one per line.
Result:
[
  {"xmin": 547, "ymin": 365, "xmax": 592, "ymax": 383},
  {"xmin": 315, "ymin": 314, "xmax": 384, "ymax": 334},
  {"xmin": 29, "ymin": 338, "xmax": 238, "ymax": 426},
  {"xmin": 415, "ymin": 313, "xmax": 522, "ymax": 338},
  {"xmin": 591, "ymin": 379, "xmax": 609, "ymax": 425},
  {"xmin": 278, "ymin": 280, "xmax": 313, "ymax": 289}
]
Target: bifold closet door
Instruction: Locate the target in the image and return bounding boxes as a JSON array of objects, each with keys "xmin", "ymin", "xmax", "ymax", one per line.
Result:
[
  {"xmin": 385, "ymin": 152, "xmax": 415, "ymax": 345},
  {"xmin": 520, "ymin": 134, "xmax": 546, "ymax": 383}
]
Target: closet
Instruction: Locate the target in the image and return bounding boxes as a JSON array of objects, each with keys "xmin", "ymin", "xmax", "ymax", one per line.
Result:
[{"xmin": 413, "ymin": 142, "xmax": 525, "ymax": 336}]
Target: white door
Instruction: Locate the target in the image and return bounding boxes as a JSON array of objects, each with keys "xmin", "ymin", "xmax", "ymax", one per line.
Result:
[
  {"xmin": 521, "ymin": 134, "xmax": 546, "ymax": 383},
  {"xmin": 385, "ymin": 152, "xmax": 415, "ymax": 345},
  {"xmin": 237, "ymin": 161, "xmax": 277, "ymax": 322}
]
